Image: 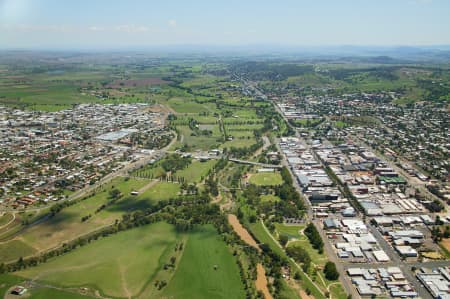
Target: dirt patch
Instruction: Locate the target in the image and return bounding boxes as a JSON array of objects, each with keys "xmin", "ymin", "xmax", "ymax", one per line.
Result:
[
  {"xmin": 299, "ymin": 289, "xmax": 314, "ymax": 299},
  {"xmin": 227, "ymin": 214, "xmax": 260, "ymax": 251},
  {"xmin": 256, "ymin": 263, "xmax": 273, "ymax": 299},
  {"xmin": 107, "ymin": 78, "xmax": 169, "ymax": 88},
  {"xmin": 441, "ymin": 238, "xmax": 450, "ymax": 252}
]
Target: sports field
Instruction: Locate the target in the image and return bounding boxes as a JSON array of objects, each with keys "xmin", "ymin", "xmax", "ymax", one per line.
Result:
[{"xmin": 249, "ymin": 172, "xmax": 283, "ymax": 186}]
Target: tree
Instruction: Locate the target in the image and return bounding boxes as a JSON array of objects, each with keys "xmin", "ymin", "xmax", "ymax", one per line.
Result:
[
  {"xmin": 279, "ymin": 234, "xmax": 288, "ymax": 247},
  {"xmin": 323, "ymin": 261, "xmax": 339, "ymax": 280},
  {"xmin": 109, "ymin": 188, "xmax": 121, "ymax": 199},
  {"xmin": 304, "ymin": 223, "xmax": 324, "ymax": 252}
]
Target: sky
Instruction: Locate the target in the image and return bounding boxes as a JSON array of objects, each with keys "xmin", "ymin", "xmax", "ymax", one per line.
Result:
[{"xmin": 0, "ymin": 0, "xmax": 450, "ymax": 50}]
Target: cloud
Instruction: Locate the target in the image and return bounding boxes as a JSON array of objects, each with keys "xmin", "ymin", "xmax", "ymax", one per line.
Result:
[
  {"xmin": 168, "ymin": 19, "xmax": 177, "ymax": 28},
  {"xmin": 88, "ymin": 26, "xmax": 105, "ymax": 32},
  {"xmin": 114, "ymin": 24, "xmax": 151, "ymax": 33}
]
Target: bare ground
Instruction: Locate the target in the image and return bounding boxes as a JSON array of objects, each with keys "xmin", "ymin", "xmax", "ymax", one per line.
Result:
[
  {"xmin": 227, "ymin": 214, "xmax": 260, "ymax": 251},
  {"xmin": 256, "ymin": 263, "xmax": 273, "ymax": 299}
]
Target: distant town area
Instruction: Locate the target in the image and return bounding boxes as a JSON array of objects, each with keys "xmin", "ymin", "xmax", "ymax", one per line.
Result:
[{"xmin": 0, "ymin": 104, "xmax": 169, "ymax": 209}]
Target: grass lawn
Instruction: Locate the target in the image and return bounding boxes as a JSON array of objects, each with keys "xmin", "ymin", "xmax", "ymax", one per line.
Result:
[
  {"xmin": 248, "ymin": 221, "xmax": 326, "ymax": 299},
  {"xmin": 177, "ymin": 125, "xmax": 221, "ymax": 150},
  {"xmin": 3, "ymin": 177, "xmax": 149, "ymax": 260},
  {"xmin": 287, "ymin": 240, "xmax": 327, "ymax": 267},
  {"xmin": 334, "ymin": 120, "xmax": 350, "ymax": 128},
  {"xmin": 220, "ymin": 137, "xmax": 257, "ymax": 149},
  {"xmin": 174, "ymin": 160, "xmax": 217, "ymax": 183},
  {"xmin": 0, "ymin": 273, "xmax": 92, "ymax": 298},
  {"xmin": 249, "ymin": 172, "xmax": 283, "ymax": 186},
  {"xmin": 279, "ymin": 280, "xmax": 301, "ymax": 299},
  {"xmin": 131, "ymin": 164, "xmax": 166, "ymax": 179},
  {"xmin": 17, "ymin": 222, "xmax": 179, "ymax": 298},
  {"xmin": 274, "ymin": 224, "xmax": 306, "ymax": 240},
  {"xmin": 260, "ymin": 194, "xmax": 281, "ymax": 203},
  {"xmin": 277, "ymin": 224, "xmax": 346, "ymax": 298},
  {"xmin": 0, "ymin": 239, "xmax": 37, "ymax": 263},
  {"xmin": 138, "ymin": 182, "xmax": 180, "ymax": 202},
  {"xmin": 248, "ymin": 221, "xmax": 284, "ymax": 256},
  {"xmin": 161, "ymin": 225, "xmax": 245, "ymax": 299},
  {"xmin": 167, "ymin": 98, "xmax": 214, "ymax": 114},
  {"xmin": 27, "ymin": 288, "xmax": 96, "ymax": 299},
  {"xmin": 0, "ymin": 213, "xmax": 14, "ymax": 227}
]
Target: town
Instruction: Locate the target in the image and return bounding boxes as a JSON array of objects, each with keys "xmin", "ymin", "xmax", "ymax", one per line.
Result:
[{"xmin": 0, "ymin": 103, "xmax": 170, "ymax": 209}]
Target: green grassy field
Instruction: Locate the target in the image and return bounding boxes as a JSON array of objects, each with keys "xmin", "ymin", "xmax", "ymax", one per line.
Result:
[
  {"xmin": 26, "ymin": 288, "xmax": 96, "ymax": 299},
  {"xmin": 249, "ymin": 172, "xmax": 283, "ymax": 186},
  {"xmin": 161, "ymin": 225, "xmax": 245, "ymax": 299},
  {"xmin": 131, "ymin": 163, "xmax": 166, "ymax": 179},
  {"xmin": 137, "ymin": 181, "xmax": 180, "ymax": 202},
  {"xmin": 0, "ymin": 177, "xmax": 150, "ymax": 262},
  {"xmin": 220, "ymin": 137, "xmax": 257, "ymax": 149},
  {"xmin": 174, "ymin": 160, "xmax": 217, "ymax": 183},
  {"xmin": 248, "ymin": 221, "xmax": 326, "ymax": 299},
  {"xmin": 274, "ymin": 224, "xmax": 306, "ymax": 240},
  {"xmin": 177, "ymin": 125, "xmax": 221, "ymax": 150},
  {"xmin": 17, "ymin": 222, "xmax": 179, "ymax": 298},
  {"xmin": 0, "ymin": 274, "xmax": 91, "ymax": 299},
  {"xmin": 167, "ymin": 98, "xmax": 215, "ymax": 114},
  {"xmin": 0, "ymin": 213, "xmax": 14, "ymax": 227},
  {"xmin": 260, "ymin": 194, "xmax": 281, "ymax": 203},
  {"xmin": 13, "ymin": 223, "xmax": 245, "ymax": 299},
  {"xmin": 0, "ymin": 239, "xmax": 37, "ymax": 263}
]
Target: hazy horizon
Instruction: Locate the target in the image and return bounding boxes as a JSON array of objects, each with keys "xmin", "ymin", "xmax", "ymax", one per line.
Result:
[{"xmin": 1, "ymin": 0, "xmax": 450, "ymax": 50}]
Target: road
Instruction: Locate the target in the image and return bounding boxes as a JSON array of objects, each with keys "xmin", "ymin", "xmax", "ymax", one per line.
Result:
[
  {"xmin": 366, "ymin": 222, "xmax": 432, "ymax": 299},
  {"xmin": 240, "ymin": 77, "xmax": 442, "ymax": 299},
  {"xmin": 0, "ymin": 131, "xmax": 178, "ymax": 214},
  {"xmin": 252, "ymin": 79, "xmax": 357, "ymax": 298},
  {"xmin": 349, "ymin": 133, "xmax": 443, "ymax": 206},
  {"xmin": 313, "ymin": 218, "xmax": 359, "ymax": 299}
]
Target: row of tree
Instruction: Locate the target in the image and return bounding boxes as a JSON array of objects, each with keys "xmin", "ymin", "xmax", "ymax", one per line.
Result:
[{"xmin": 304, "ymin": 223, "xmax": 324, "ymax": 253}]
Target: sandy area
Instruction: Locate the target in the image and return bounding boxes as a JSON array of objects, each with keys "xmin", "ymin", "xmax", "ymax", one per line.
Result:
[
  {"xmin": 441, "ymin": 238, "xmax": 450, "ymax": 252},
  {"xmin": 227, "ymin": 214, "xmax": 260, "ymax": 251},
  {"xmin": 299, "ymin": 290, "xmax": 314, "ymax": 299},
  {"xmin": 256, "ymin": 263, "xmax": 273, "ymax": 299}
]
